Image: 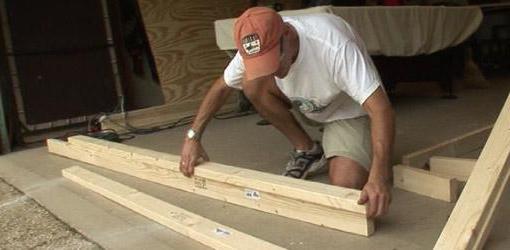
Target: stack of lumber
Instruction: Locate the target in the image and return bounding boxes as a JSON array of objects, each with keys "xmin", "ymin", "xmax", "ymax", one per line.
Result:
[{"xmin": 47, "ymin": 135, "xmax": 374, "ymax": 243}]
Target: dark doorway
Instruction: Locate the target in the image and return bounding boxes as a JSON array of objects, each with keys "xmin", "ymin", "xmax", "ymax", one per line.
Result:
[{"xmin": 5, "ymin": 0, "xmax": 118, "ymax": 124}]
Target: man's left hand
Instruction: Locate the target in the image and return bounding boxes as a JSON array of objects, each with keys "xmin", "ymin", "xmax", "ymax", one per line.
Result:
[{"xmin": 357, "ymin": 179, "xmax": 391, "ymax": 219}]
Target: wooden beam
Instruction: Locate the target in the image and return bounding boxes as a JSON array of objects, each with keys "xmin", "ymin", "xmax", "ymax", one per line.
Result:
[
  {"xmin": 63, "ymin": 166, "xmax": 285, "ymax": 250},
  {"xmin": 393, "ymin": 165, "xmax": 460, "ymax": 202},
  {"xmin": 101, "ymin": 102, "xmax": 238, "ymax": 133},
  {"xmin": 47, "ymin": 136, "xmax": 374, "ymax": 236},
  {"xmin": 434, "ymin": 93, "xmax": 510, "ymax": 249},
  {"xmin": 68, "ymin": 135, "xmax": 365, "ymax": 213},
  {"xmin": 429, "ymin": 156, "xmax": 476, "ymax": 182},
  {"xmin": 401, "ymin": 125, "xmax": 492, "ymax": 167}
]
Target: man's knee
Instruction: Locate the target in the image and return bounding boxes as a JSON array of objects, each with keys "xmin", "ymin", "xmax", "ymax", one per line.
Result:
[
  {"xmin": 242, "ymin": 82, "xmax": 266, "ymax": 105},
  {"xmin": 330, "ymin": 175, "xmax": 365, "ymax": 189},
  {"xmin": 328, "ymin": 157, "xmax": 368, "ymax": 190}
]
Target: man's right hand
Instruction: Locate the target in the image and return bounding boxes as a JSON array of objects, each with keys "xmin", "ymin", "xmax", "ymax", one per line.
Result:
[
  {"xmin": 179, "ymin": 76, "xmax": 231, "ymax": 177},
  {"xmin": 180, "ymin": 139, "xmax": 209, "ymax": 177}
]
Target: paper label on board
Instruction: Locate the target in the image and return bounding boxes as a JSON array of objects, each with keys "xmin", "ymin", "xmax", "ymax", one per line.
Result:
[
  {"xmin": 244, "ymin": 189, "xmax": 261, "ymax": 200},
  {"xmin": 214, "ymin": 227, "xmax": 231, "ymax": 237}
]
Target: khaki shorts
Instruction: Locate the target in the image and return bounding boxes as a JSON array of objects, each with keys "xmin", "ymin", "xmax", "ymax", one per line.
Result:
[{"xmin": 322, "ymin": 116, "xmax": 372, "ymax": 171}]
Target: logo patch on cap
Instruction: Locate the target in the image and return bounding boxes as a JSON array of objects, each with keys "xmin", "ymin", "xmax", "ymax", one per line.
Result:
[{"xmin": 242, "ymin": 33, "xmax": 261, "ymax": 55}]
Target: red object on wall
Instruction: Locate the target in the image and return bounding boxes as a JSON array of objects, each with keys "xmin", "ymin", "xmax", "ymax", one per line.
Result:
[{"xmin": 383, "ymin": 0, "xmax": 403, "ymax": 5}]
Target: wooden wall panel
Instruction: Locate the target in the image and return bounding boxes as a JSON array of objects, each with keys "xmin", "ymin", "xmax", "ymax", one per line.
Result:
[
  {"xmin": 136, "ymin": 0, "xmax": 242, "ymax": 107},
  {"xmin": 136, "ymin": 0, "xmax": 301, "ymax": 110}
]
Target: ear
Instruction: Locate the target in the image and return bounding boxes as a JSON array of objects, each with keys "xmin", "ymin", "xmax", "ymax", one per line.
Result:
[{"xmin": 283, "ymin": 23, "xmax": 291, "ymax": 35}]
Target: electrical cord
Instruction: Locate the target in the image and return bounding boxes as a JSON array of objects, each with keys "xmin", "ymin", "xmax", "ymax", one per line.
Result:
[
  {"xmin": 213, "ymin": 109, "xmax": 256, "ymax": 120},
  {"xmin": 102, "ymin": 113, "xmax": 195, "ymax": 136},
  {"xmin": 100, "ymin": 107, "xmax": 256, "ymax": 137},
  {"xmin": 58, "ymin": 128, "xmax": 130, "ymax": 142},
  {"xmin": 29, "ymin": 103, "xmax": 256, "ymax": 145}
]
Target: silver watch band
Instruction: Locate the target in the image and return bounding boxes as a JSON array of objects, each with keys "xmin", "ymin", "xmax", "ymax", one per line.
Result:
[{"xmin": 186, "ymin": 128, "xmax": 200, "ymax": 140}]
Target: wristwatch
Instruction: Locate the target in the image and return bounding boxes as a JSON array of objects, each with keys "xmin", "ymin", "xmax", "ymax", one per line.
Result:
[{"xmin": 186, "ymin": 128, "xmax": 200, "ymax": 140}]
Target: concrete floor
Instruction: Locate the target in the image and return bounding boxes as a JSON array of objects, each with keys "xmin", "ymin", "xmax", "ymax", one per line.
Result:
[
  {"xmin": 1, "ymin": 76, "xmax": 510, "ymax": 249},
  {"xmin": 0, "ymin": 178, "xmax": 100, "ymax": 249}
]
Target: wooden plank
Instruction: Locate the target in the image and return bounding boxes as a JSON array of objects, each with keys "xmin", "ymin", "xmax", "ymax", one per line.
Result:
[
  {"xmin": 47, "ymin": 136, "xmax": 374, "ymax": 236},
  {"xmin": 429, "ymin": 156, "xmax": 476, "ymax": 182},
  {"xmin": 135, "ymin": 0, "xmax": 301, "ymax": 114},
  {"xmin": 101, "ymin": 102, "xmax": 238, "ymax": 133},
  {"xmin": 434, "ymin": 94, "xmax": 510, "ymax": 249},
  {"xmin": 393, "ymin": 165, "xmax": 460, "ymax": 202},
  {"xmin": 63, "ymin": 166, "xmax": 285, "ymax": 250},
  {"xmin": 68, "ymin": 135, "xmax": 365, "ymax": 213},
  {"xmin": 136, "ymin": 0, "xmax": 239, "ymax": 104},
  {"xmin": 402, "ymin": 125, "xmax": 492, "ymax": 167}
]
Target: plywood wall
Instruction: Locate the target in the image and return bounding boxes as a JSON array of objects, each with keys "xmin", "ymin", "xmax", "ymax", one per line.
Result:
[{"xmin": 136, "ymin": 0, "xmax": 301, "ymax": 109}]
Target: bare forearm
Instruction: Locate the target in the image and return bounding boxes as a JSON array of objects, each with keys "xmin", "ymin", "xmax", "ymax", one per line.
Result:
[
  {"xmin": 368, "ymin": 107, "xmax": 395, "ymax": 182},
  {"xmin": 363, "ymin": 87, "xmax": 395, "ymax": 182},
  {"xmin": 359, "ymin": 87, "xmax": 394, "ymax": 218},
  {"xmin": 191, "ymin": 77, "xmax": 233, "ymax": 134}
]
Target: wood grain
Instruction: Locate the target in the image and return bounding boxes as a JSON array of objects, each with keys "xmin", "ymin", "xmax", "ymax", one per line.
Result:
[
  {"xmin": 434, "ymin": 93, "xmax": 510, "ymax": 249},
  {"xmin": 47, "ymin": 136, "xmax": 374, "ymax": 236},
  {"xmin": 136, "ymin": 0, "xmax": 301, "ymax": 113},
  {"xmin": 63, "ymin": 166, "xmax": 286, "ymax": 250},
  {"xmin": 137, "ymin": 0, "xmax": 240, "ymax": 108},
  {"xmin": 429, "ymin": 156, "xmax": 476, "ymax": 182},
  {"xmin": 393, "ymin": 164, "xmax": 460, "ymax": 203},
  {"xmin": 401, "ymin": 125, "xmax": 492, "ymax": 168}
]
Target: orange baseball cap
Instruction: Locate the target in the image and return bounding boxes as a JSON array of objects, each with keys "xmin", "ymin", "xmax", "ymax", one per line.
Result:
[{"xmin": 234, "ymin": 7, "xmax": 284, "ymax": 80}]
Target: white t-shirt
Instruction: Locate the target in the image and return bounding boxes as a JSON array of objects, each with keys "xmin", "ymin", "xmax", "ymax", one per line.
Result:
[{"xmin": 223, "ymin": 13, "xmax": 382, "ymax": 123}]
